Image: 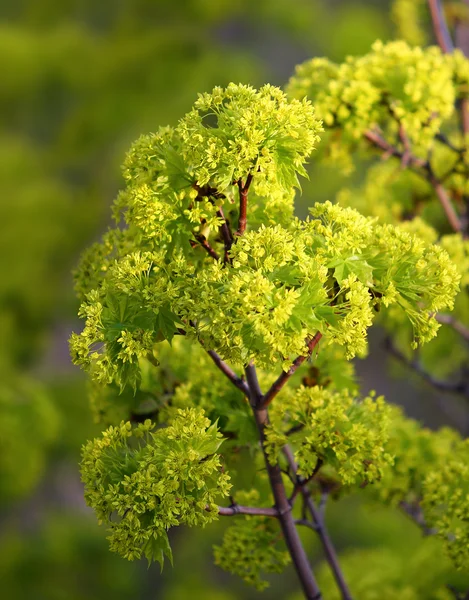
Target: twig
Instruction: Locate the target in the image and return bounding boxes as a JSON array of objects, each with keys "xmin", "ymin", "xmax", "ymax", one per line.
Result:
[
  {"xmin": 217, "ymin": 504, "xmax": 279, "ymax": 517},
  {"xmin": 193, "ymin": 234, "xmax": 220, "ymax": 261},
  {"xmin": 236, "ymin": 173, "xmax": 253, "ymax": 236},
  {"xmin": 399, "ymin": 500, "xmax": 436, "ymax": 536},
  {"xmin": 260, "ymin": 333, "xmax": 323, "ymax": 409},
  {"xmin": 295, "ymin": 518, "xmax": 318, "ymax": 532},
  {"xmin": 428, "ymin": 0, "xmax": 455, "ymax": 52},
  {"xmin": 206, "ymin": 349, "xmax": 250, "ymax": 396},
  {"xmin": 364, "ymin": 129, "xmax": 462, "ymax": 232},
  {"xmin": 436, "ymin": 313, "xmax": 469, "ymax": 341},
  {"xmin": 384, "ymin": 337, "xmax": 468, "ymax": 394},
  {"xmin": 435, "ymin": 133, "xmax": 465, "ymax": 154},
  {"xmin": 283, "ymin": 446, "xmax": 353, "ymax": 600}
]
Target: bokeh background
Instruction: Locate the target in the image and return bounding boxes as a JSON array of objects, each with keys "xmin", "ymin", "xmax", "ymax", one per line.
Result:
[{"xmin": 2, "ymin": 1, "xmax": 464, "ymax": 598}]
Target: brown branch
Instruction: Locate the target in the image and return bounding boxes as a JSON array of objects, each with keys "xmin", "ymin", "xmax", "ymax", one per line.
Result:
[
  {"xmin": 206, "ymin": 350, "xmax": 250, "ymax": 396},
  {"xmin": 246, "ymin": 365, "xmax": 322, "ymax": 600},
  {"xmin": 283, "ymin": 446, "xmax": 353, "ymax": 600},
  {"xmin": 260, "ymin": 332, "xmax": 323, "ymax": 409},
  {"xmin": 236, "ymin": 173, "xmax": 253, "ymax": 236},
  {"xmin": 364, "ymin": 129, "xmax": 462, "ymax": 232},
  {"xmin": 428, "ymin": 0, "xmax": 455, "ymax": 52},
  {"xmin": 217, "ymin": 504, "xmax": 279, "ymax": 517},
  {"xmin": 193, "ymin": 234, "xmax": 220, "ymax": 261}
]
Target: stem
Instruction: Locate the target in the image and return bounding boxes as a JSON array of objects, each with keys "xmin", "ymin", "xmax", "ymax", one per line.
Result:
[
  {"xmin": 206, "ymin": 350, "xmax": 250, "ymax": 396},
  {"xmin": 428, "ymin": 0, "xmax": 455, "ymax": 52},
  {"xmin": 261, "ymin": 333, "xmax": 322, "ymax": 409},
  {"xmin": 246, "ymin": 364, "xmax": 322, "ymax": 600},
  {"xmin": 385, "ymin": 337, "xmax": 468, "ymax": 394},
  {"xmin": 283, "ymin": 446, "xmax": 353, "ymax": 600},
  {"xmin": 217, "ymin": 504, "xmax": 279, "ymax": 517},
  {"xmin": 399, "ymin": 500, "xmax": 436, "ymax": 535},
  {"xmin": 364, "ymin": 129, "xmax": 463, "ymax": 232},
  {"xmin": 194, "ymin": 234, "xmax": 220, "ymax": 261},
  {"xmin": 236, "ymin": 173, "xmax": 253, "ymax": 236},
  {"xmin": 436, "ymin": 313, "xmax": 469, "ymax": 341}
]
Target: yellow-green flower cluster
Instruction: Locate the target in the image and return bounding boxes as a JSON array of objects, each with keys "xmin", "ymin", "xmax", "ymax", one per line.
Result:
[
  {"xmin": 80, "ymin": 408, "xmax": 231, "ymax": 566},
  {"xmin": 265, "ymin": 386, "xmax": 393, "ymax": 487},
  {"xmin": 287, "ymin": 40, "xmax": 465, "ymax": 153},
  {"xmin": 373, "ymin": 405, "xmax": 462, "ymax": 506},
  {"xmin": 213, "ymin": 489, "xmax": 290, "ymax": 591},
  {"xmin": 423, "ymin": 441, "xmax": 469, "ymax": 570}
]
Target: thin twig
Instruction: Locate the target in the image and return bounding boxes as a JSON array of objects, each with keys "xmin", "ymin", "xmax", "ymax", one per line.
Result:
[
  {"xmin": 236, "ymin": 173, "xmax": 253, "ymax": 236},
  {"xmin": 193, "ymin": 234, "xmax": 220, "ymax": 261},
  {"xmin": 399, "ymin": 500, "xmax": 436, "ymax": 536},
  {"xmin": 385, "ymin": 337, "xmax": 468, "ymax": 394},
  {"xmin": 436, "ymin": 313, "xmax": 469, "ymax": 341},
  {"xmin": 206, "ymin": 350, "xmax": 250, "ymax": 396},
  {"xmin": 295, "ymin": 518, "xmax": 318, "ymax": 532},
  {"xmin": 260, "ymin": 333, "xmax": 323, "ymax": 409},
  {"xmin": 217, "ymin": 504, "xmax": 279, "ymax": 517},
  {"xmin": 364, "ymin": 129, "xmax": 462, "ymax": 232},
  {"xmin": 428, "ymin": 0, "xmax": 455, "ymax": 52}
]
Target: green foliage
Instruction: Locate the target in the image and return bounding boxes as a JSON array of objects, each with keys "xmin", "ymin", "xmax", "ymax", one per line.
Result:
[
  {"xmin": 213, "ymin": 490, "xmax": 290, "ymax": 591},
  {"xmin": 80, "ymin": 408, "xmax": 231, "ymax": 565},
  {"xmin": 423, "ymin": 441, "xmax": 469, "ymax": 570},
  {"xmin": 0, "ymin": 377, "xmax": 59, "ymax": 503},
  {"xmin": 314, "ymin": 538, "xmax": 458, "ymax": 600}
]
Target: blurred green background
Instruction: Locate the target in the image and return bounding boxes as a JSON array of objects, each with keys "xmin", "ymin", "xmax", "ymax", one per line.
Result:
[{"xmin": 3, "ymin": 1, "xmax": 453, "ymax": 598}]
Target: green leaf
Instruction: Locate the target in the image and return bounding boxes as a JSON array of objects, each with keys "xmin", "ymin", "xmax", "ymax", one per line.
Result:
[{"xmin": 143, "ymin": 530, "xmax": 173, "ymax": 571}]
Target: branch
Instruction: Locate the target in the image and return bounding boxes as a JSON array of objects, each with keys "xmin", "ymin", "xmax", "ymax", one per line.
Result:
[
  {"xmin": 428, "ymin": 0, "xmax": 455, "ymax": 52},
  {"xmin": 236, "ymin": 173, "xmax": 253, "ymax": 236},
  {"xmin": 193, "ymin": 234, "xmax": 220, "ymax": 261},
  {"xmin": 426, "ymin": 164, "xmax": 463, "ymax": 232},
  {"xmin": 436, "ymin": 313, "xmax": 469, "ymax": 341},
  {"xmin": 260, "ymin": 332, "xmax": 323, "ymax": 409},
  {"xmin": 217, "ymin": 504, "xmax": 279, "ymax": 517},
  {"xmin": 206, "ymin": 350, "xmax": 250, "ymax": 396},
  {"xmin": 283, "ymin": 446, "xmax": 353, "ymax": 600},
  {"xmin": 247, "ymin": 365, "xmax": 323, "ymax": 599},
  {"xmin": 364, "ymin": 129, "xmax": 462, "ymax": 232},
  {"xmin": 384, "ymin": 337, "xmax": 468, "ymax": 395},
  {"xmin": 215, "ymin": 206, "xmax": 234, "ymax": 264},
  {"xmin": 399, "ymin": 500, "xmax": 436, "ymax": 536}
]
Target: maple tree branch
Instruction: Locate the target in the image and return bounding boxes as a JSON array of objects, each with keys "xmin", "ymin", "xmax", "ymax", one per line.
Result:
[
  {"xmin": 364, "ymin": 129, "xmax": 462, "ymax": 233},
  {"xmin": 436, "ymin": 313, "xmax": 469, "ymax": 341},
  {"xmin": 428, "ymin": 0, "xmax": 455, "ymax": 52},
  {"xmin": 217, "ymin": 504, "xmax": 279, "ymax": 517},
  {"xmin": 245, "ymin": 364, "xmax": 323, "ymax": 600},
  {"xmin": 206, "ymin": 349, "xmax": 250, "ymax": 396},
  {"xmin": 236, "ymin": 172, "xmax": 253, "ymax": 236},
  {"xmin": 283, "ymin": 446, "xmax": 353, "ymax": 600},
  {"xmin": 260, "ymin": 332, "xmax": 323, "ymax": 409},
  {"xmin": 193, "ymin": 234, "xmax": 220, "ymax": 261}
]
